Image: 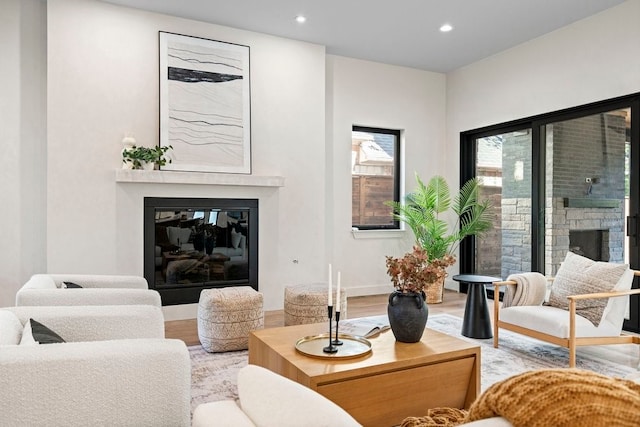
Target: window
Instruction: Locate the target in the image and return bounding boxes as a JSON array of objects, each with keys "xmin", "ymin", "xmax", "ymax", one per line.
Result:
[{"xmin": 351, "ymin": 126, "xmax": 400, "ymax": 230}]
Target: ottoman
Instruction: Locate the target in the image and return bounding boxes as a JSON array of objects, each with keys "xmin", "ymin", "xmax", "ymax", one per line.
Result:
[
  {"xmin": 284, "ymin": 283, "xmax": 347, "ymax": 326},
  {"xmin": 198, "ymin": 286, "xmax": 264, "ymax": 352}
]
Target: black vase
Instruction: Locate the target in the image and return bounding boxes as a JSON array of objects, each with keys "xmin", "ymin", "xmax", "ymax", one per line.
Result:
[
  {"xmin": 387, "ymin": 291, "xmax": 429, "ymax": 343},
  {"xmin": 193, "ymin": 233, "xmax": 205, "ymax": 252},
  {"xmin": 205, "ymin": 236, "xmax": 215, "ymax": 255}
]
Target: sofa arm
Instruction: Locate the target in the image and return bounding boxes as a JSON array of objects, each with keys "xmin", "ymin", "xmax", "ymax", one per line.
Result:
[
  {"xmin": 4, "ymin": 305, "xmax": 165, "ymax": 341},
  {"xmin": 16, "ymin": 288, "xmax": 161, "ymax": 307},
  {"xmin": 238, "ymin": 365, "xmax": 362, "ymax": 427},
  {"xmin": 0, "ymin": 339, "xmax": 191, "ymax": 427},
  {"xmin": 27, "ymin": 274, "xmax": 149, "ymax": 289},
  {"xmin": 193, "ymin": 400, "xmax": 256, "ymax": 427}
]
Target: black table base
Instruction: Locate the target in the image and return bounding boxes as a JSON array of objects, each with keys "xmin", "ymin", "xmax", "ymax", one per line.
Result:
[
  {"xmin": 461, "ymin": 283, "xmax": 493, "ymax": 339},
  {"xmin": 453, "ymin": 274, "xmax": 501, "ymax": 339}
]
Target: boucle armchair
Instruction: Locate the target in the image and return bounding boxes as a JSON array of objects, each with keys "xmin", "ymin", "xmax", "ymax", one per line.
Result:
[
  {"xmin": 192, "ymin": 364, "xmax": 361, "ymax": 427},
  {"xmin": 16, "ymin": 273, "xmax": 160, "ymax": 307},
  {"xmin": 0, "ymin": 305, "xmax": 191, "ymax": 426}
]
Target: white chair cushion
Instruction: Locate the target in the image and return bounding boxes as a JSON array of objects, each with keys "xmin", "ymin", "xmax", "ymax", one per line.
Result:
[
  {"xmin": 600, "ymin": 267, "xmax": 634, "ymax": 331},
  {"xmin": 192, "ymin": 400, "xmax": 255, "ymax": 427},
  {"xmin": 0, "ymin": 310, "xmax": 23, "ymax": 345},
  {"xmin": 238, "ymin": 365, "xmax": 362, "ymax": 427},
  {"xmin": 500, "ymin": 305, "xmax": 620, "ymax": 338}
]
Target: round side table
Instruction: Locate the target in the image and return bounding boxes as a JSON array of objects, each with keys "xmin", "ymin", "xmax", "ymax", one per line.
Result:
[{"xmin": 452, "ymin": 274, "xmax": 501, "ymax": 339}]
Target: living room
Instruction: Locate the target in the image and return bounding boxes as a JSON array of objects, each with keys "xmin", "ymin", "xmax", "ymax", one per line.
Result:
[
  {"xmin": 4, "ymin": 0, "xmax": 638, "ymax": 318},
  {"xmin": 3, "ymin": 0, "xmax": 640, "ymax": 425}
]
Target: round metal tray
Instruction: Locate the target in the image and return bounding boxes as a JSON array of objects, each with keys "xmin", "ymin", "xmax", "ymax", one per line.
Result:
[{"xmin": 295, "ymin": 333, "xmax": 372, "ymax": 359}]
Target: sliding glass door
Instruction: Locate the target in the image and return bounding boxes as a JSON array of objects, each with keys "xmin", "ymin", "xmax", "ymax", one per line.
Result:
[
  {"xmin": 474, "ymin": 130, "xmax": 533, "ymax": 279},
  {"xmin": 543, "ymin": 108, "xmax": 630, "ymax": 276},
  {"xmin": 460, "ymin": 94, "xmax": 640, "ymax": 332}
]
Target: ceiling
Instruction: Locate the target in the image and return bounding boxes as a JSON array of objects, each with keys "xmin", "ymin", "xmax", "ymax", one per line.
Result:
[{"xmin": 100, "ymin": 0, "xmax": 625, "ymax": 73}]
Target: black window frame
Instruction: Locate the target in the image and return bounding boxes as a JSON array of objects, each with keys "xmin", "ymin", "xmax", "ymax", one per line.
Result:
[{"xmin": 351, "ymin": 125, "xmax": 401, "ymax": 231}]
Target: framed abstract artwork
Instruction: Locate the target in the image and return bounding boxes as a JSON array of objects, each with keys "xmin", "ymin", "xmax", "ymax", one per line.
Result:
[{"xmin": 159, "ymin": 32, "xmax": 251, "ymax": 173}]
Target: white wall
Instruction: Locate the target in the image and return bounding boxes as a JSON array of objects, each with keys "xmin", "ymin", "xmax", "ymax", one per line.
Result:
[
  {"xmin": 6, "ymin": 0, "xmax": 637, "ymax": 312},
  {"xmin": 326, "ymin": 55, "xmax": 448, "ymax": 295},
  {"xmin": 446, "ymin": 0, "xmax": 640, "ymax": 167},
  {"xmin": 46, "ymin": 0, "xmax": 326, "ymax": 314},
  {"xmin": 0, "ymin": 0, "xmax": 47, "ymax": 306}
]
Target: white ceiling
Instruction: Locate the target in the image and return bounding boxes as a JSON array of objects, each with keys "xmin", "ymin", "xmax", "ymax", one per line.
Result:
[{"xmin": 100, "ymin": 0, "xmax": 625, "ymax": 72}]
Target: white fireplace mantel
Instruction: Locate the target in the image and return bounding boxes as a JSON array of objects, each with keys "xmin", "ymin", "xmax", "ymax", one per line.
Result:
[{"xmin": 115, "ymin": 169, "xmax": 285, "ymax": 187}]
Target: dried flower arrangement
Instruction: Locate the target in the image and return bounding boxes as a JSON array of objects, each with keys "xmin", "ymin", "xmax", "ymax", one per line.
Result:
[{"xmin": 386, "ymin": 246, "xmax": 455, "ymax": 295}]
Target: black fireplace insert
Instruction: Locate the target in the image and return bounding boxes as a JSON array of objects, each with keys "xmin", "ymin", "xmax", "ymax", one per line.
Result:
[{"xmin": 144, "ymin": 197, "xmax": 258, "ymax": 305}]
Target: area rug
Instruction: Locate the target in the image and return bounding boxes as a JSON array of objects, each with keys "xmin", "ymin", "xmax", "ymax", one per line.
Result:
[{"xmin": 188, "ymin": 313, "xmax": 639, "ymax": 412}]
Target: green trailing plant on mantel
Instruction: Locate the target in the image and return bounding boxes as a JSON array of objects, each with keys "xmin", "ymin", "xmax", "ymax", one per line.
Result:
[
  {"xmin": 386, "ymin": 173, "xmax": 493, "ymax": 264},
  {"xmin": 122, "ymin": 145, "xmax": 173, "ymax": 169}
]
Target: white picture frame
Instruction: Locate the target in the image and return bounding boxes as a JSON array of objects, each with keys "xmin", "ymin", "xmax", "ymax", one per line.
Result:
[{"xmin": 159, "ymin": 32, "xmax": 251, "ymax": 174}]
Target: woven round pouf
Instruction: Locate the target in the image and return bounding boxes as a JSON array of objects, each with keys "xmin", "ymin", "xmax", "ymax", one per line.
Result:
[
  {"xmin": 198, "ymin": 286, "xmax": 264, "ymax": 353},
  {"xmin": 284, "ymin": 283, "xmax": 347, "ymax": 326}
]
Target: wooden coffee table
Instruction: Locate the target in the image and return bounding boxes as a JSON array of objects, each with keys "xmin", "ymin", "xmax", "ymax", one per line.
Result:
[{"xmin": 249, "ymin": 322, "xmax": 480, "ymax": 427}]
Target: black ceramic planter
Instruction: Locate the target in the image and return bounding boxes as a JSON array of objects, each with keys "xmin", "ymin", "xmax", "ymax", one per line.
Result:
[{"xmin": 387, "ymin": 291, "xmax": 428, "ymax": 343}]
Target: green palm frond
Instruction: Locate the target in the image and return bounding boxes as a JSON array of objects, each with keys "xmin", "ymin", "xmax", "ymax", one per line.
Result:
[{"xmin": 387, "ymin": 173, "xmax": 493, "ymax": 262}]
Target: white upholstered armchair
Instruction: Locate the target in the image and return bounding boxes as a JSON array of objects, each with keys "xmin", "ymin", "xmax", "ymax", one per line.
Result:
[
  {"xmin": 15, "ymin": 273, "xmax": 160, "ymax": 307},
  {"xmin": 493, "ymin": 252, "xmax": 640, "ymax": 367},
  {"xmin": 0, "ymin": 305, "xmax": 191, "ymax": 426},
  {"xmin": 193, "ymin": 364, "xmax": 361, "ymax": 427}
]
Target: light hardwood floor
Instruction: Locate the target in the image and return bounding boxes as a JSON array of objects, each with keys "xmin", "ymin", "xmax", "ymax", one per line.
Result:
[
  {"xmin": 166, "ymin": 290, "xmax": 640, "ymax": 367},
  {"xmin": 165, "ymin": 290, "xmax": 468, "ymax": 346}
]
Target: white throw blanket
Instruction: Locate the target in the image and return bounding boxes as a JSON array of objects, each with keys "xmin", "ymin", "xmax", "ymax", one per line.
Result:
[{"xmin": 502, "ymin": 272, "xmax": 548, "ymax": 308}]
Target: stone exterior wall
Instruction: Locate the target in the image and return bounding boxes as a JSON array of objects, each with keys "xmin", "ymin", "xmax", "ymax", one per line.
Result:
[
  {"xmin": 500, "ymin": 132, "xmax": 534, "ymax": 278},
  {"xmin": 476, "ymin": 184, "xmax": 502, "ymax": 276},
  {"xmin": 545, "ymin": 113, "xmax": 626, "ymax": 275},
  {"xmin": 501, "ymin": 197, "xmax": 532, "ymax": 278},
  {"xmin": 499, "ymin": 113, "xmax": 626, "ymax": 278},
  {"xmin": 545, "ymin": 197, "xmax": 624, "ymax": 276}
]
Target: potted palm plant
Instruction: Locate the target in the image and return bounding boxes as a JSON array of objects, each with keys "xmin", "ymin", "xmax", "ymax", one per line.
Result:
[{"xmin": 386, "ymin": 174, "xmax": 492, "ymax": 303}]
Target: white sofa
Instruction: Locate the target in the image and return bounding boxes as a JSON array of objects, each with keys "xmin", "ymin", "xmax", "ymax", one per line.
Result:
[
  {"xmin": 192, "ymin": 364, "xmax": 361, "ymax": 427},
  {"xmin": 192, "ymin": 364, "xmax": 510, "ymax": 427},
  {"xmin": 162, "ymin": 226, "xmax": 246, "ymax": 261},
  {"xmin": 15, "ymin": 274, "xmax": 160, "ymax": 307},
  {"xmin": 0, "ymin": 305, "xmax": 190, "ymax": 426}
]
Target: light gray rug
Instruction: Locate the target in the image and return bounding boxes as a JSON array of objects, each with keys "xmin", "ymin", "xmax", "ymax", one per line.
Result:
[{"xmin": 188, "ymin": 313, "xmax": 639, "ymax": 412}]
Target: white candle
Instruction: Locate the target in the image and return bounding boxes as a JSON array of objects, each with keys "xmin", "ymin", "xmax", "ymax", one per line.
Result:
[
  {"xmin": 336, "ymin": 272, "xmax": 341, "ymax": 312},
  {"xmin": 328, "ymin": 264, "xmax": 333, "ymax": 306}
]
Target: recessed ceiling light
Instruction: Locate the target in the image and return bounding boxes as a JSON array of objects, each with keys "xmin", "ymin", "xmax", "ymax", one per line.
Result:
[
  {"xmin": 295, "ymin": 15, "xmax": 306, "ymax": 24},
  {"xmin": 440, "ymin": 23, "xmax": 453, "ymax": 32}
]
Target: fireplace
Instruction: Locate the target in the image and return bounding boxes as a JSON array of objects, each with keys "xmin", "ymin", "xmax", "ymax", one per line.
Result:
[
  {"xmin": 569, "ymin": 229, "xmax": 609, "ymax": 261},
  {"xmin": 144, "ymin": 197, "xmax": 258, "ymax": 305}
]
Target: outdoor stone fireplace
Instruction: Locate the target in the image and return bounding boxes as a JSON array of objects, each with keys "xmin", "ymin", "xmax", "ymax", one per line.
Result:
[
  {"xmin": 499, "ymin": 112, "xmax": 626, "ymax": 278},
  {"xmin": 569, "ymin": 229, "xmax": 609, "ymax": 261}
]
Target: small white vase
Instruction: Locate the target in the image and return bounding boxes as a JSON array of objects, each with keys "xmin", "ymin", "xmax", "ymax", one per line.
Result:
[{"xmin": 141, "ymin": 161, "xmax": 155, "ymax": 171}]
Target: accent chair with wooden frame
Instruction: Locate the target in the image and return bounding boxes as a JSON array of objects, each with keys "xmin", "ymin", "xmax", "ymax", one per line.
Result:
[{"xmin": 492, "ymin": 267, "xmax": 640, "ymax": 368}]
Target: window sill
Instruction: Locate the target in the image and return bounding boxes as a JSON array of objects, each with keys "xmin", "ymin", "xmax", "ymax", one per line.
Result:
[{"xmin": 351, "ymin": 229, "xmax": 406, "ymax": 239}]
